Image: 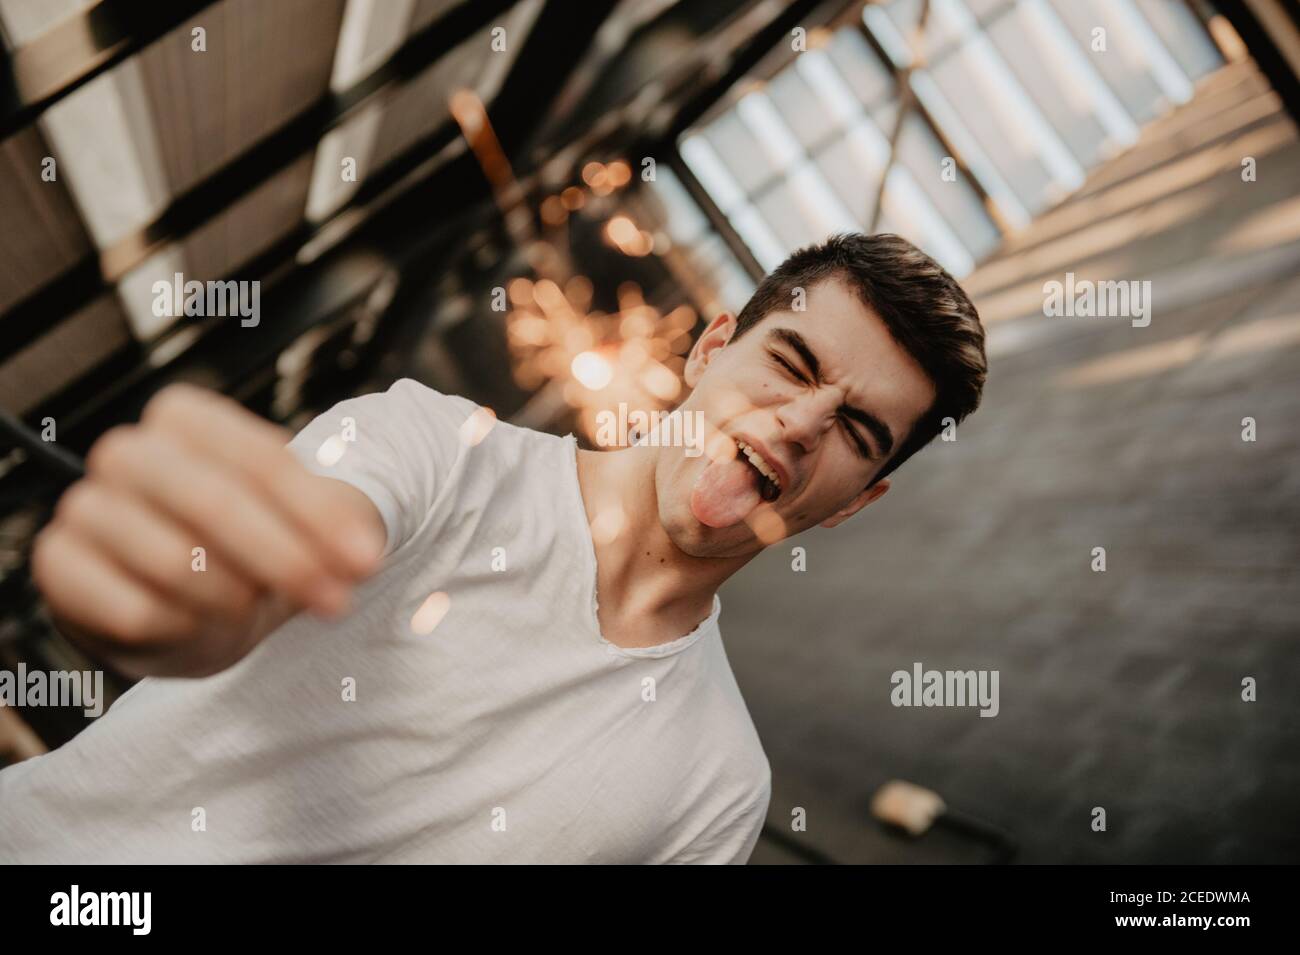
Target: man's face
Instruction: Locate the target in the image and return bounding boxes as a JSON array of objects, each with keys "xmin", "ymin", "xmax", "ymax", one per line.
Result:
[{"xmin": 655, "ymin": 277, "xmax": 937, "ymax": 558}]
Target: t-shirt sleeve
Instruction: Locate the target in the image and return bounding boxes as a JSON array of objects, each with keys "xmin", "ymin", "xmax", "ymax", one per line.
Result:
[{"xmin": 285, "ymin": 378, "xmax": 477, "ymax": 558}]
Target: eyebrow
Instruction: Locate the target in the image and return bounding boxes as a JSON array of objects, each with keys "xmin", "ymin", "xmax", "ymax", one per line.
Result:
[{"xmin": 767, "ymin": 327, "xmax": 895, "ymax": 459}]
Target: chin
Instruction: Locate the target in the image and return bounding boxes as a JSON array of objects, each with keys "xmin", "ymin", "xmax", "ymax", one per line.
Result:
[
  {"xmin": 658, "ymin": 492, "xmax": 758, "ymax": 558},
  {"xmin": 655, "ymin": 457, "xmax": 762, "ymax": 558}
]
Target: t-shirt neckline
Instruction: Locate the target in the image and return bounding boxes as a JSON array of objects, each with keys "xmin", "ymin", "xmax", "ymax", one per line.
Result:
[{"xmin": 561, "ymin": 434, "xmax": 721, "ymax": 660}]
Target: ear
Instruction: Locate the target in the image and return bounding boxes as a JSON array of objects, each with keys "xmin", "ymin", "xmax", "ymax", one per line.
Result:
[
  {"xmin": 683, "ymin": 311, "xmax": 737, "ymax": 388},
  {"xmin": 820, "ymin": 478, "xmax": 890, "ymax": 529}
]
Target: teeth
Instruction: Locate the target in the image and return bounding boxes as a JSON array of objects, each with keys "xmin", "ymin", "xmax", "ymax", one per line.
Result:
[{"xmin": 736, "ymin": 440, "xmax": 780, "ymax": 489}]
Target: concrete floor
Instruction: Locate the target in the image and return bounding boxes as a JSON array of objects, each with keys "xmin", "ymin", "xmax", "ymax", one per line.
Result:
[{"xmin": 729, "ymin": 61, "xmax": 1300, "ymax": 864}]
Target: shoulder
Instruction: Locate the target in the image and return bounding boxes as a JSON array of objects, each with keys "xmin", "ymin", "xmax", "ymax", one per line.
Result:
[
  {"xmin": 382, "ymin": 379, "xmax": 562, "ymax": 456},
  {"xmin": 364, "ymin": 378, "xmax": 485, "ymax": 440},
  {"xmin": 288, "ymin": 378, "xmax": 555, "ymax": 478},
  {"xmin": 287, "ymin": 378, "xmax": 480, "ymax": 457},
  {"xmin": 385, "ymin": 377, "xmax": 477, "ymax": 414},
  {"xmin": 286, "ymin": 380, "xmax": 531, "ymax": 554}
]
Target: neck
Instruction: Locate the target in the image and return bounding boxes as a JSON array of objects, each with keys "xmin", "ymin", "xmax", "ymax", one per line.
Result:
[{"xmin": 575, "ymin": 442, "xmax": 755, "ymax": 645}]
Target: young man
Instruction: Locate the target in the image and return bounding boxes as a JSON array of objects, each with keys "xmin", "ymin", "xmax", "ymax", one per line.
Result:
[{"xmin": 1, "ymin": 233, "xmax": 986, "ymax": 863}]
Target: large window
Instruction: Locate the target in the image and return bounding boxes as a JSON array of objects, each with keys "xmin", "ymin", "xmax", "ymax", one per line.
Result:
[{"xmin": 673, "ymin": 0, "xmax": 1222, "ymax": 285}]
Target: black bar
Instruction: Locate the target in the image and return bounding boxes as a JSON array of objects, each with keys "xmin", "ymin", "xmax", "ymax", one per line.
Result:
[{"xmin": 0, "ymin": 865, "xmax": 1286, "ymax": 935}]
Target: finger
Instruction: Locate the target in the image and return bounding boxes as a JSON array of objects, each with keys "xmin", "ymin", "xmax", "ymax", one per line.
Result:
[
  {"xmin": 86, "ymin": 426, "xmax": 351, "ymax": 617},
  {"xmin": 142, "ymin": 386, "xmax": 385, "ymax": 578},
  {"xmin": 54, "ymin": 479, "xmax": 261, "ymax": 625},
  {"xmin": 31, "ymin": 523, "xmax": 198, "ymax": 650}
]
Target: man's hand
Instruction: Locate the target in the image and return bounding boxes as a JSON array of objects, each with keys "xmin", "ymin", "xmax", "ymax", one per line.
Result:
[{"xmin": 30, "ymin": 383, "xmax": 386, "ymax": 679}]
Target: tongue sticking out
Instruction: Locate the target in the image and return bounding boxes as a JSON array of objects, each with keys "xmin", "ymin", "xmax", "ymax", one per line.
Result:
[{"xmin": 690, "ymin": 454, "xmax": 761, "ymax": 529}]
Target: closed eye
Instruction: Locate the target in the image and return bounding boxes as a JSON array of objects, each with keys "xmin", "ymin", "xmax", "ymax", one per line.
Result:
[
  {"xmin": 771, "ymin": 349, "xmax": 875, "ymax": 459},
  {"xmin": 769, "ymin": 350, "xmax": 807, "ymax": 383},
  {"xmin": 840, "ymin": 416, "xmax": 875, "ymax": 460}
]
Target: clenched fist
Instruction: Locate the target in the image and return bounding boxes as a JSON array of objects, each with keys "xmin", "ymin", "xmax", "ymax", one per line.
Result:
[{"xmin": 30, "ymin": 383, "xmax": 386, "ymax": 679}]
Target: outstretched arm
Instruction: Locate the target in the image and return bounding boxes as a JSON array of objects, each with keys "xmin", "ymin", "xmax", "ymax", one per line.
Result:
[{"xmin": 31, "ymin": 384, "xmax": 387, "ymax": 679}]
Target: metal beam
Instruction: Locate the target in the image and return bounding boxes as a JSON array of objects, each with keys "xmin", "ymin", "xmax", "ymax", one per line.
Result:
[
  {"xmin": 483, "ymin": 0, "xmax": 622, "ymax": 162},
  {"xmin": 663, "ymin": 0, "xmax": 839, "ymax": 144},
  {"xmin": 1216, "ymin": 0, "xmax": 1300, "ymax": 128},
  {"xmin": 854, "ymin": 10, "xmax": 1013, "ymax": 237},
  {"xmin": 0, "ymin": 0, "xmax": 522, "ymax": 364},
  {"xmin": 612, "ymin": 0, "xmax": 857, "ymax": 283},
  {"xmin": 14, "ymin": 0, "xmax": 627, "ymax": 436},
  {"xmin": 0, "ymin": 0, "xmax": 220, "ymax": 141},
  {"xmin": 667, "ymin": 148, "xmax": 764, "ymax": 282}
]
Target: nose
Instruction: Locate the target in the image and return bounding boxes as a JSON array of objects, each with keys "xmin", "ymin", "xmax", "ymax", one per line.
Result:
[{"xmin": 775, "ymin": 387, "xmax": 840, "ymax": 454}]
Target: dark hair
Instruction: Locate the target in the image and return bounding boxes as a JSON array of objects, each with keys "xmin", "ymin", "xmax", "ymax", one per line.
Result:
[{"xmin": 731, "ymin": 232, "xmax": 986, "ymax": 483}]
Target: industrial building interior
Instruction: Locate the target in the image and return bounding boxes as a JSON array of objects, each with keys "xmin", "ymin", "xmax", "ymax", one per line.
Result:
[{"xmin": 1, "ymin": 0, "xmax": 1298, "ymax": 864}]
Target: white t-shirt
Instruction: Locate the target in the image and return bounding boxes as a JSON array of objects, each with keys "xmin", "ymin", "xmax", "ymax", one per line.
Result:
[{"xmin": 0, "ymin": 379, "xmax": 771, "ymax": 863}]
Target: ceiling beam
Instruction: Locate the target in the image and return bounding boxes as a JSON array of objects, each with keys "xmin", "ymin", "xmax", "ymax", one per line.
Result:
[
  {"xmin": 0, "ymin": 0, "xmax": 522, "ymax": 364},
  {"xmin": 0, "ymin": 0, "xmax": 219, "ymax": 141},
  {"xmin": 13, "ymin": 0, "xmax": 627, "ymax": 440}
]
